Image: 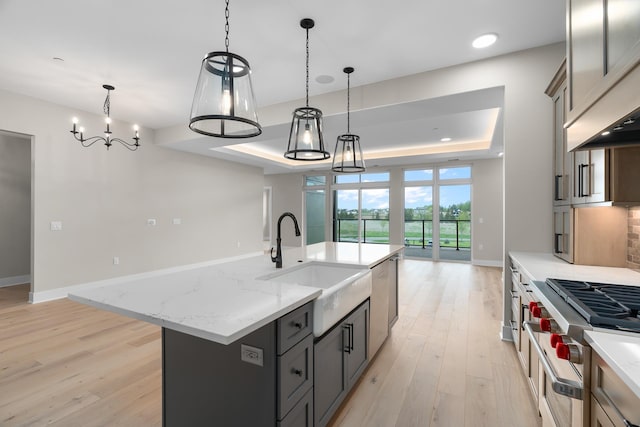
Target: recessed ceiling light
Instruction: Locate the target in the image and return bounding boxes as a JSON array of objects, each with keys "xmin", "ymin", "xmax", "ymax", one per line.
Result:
[
  {"xmin": 315, "ymin": 75, "xmax": 334, "ymax": 84},
  {"xmin": 440, "ymin": 137, "xmax": 452, "ymax": 142},
  {"xmin": 601, "ymin": 131, "xmax": 611, "ymax": 136},
  {"xmin": 472, "ymin": 33, "xmax": 498, "ymax": 49},
  {"xmin": 498, "ymin": 151, "xmax": 504, "ymax": 157}
]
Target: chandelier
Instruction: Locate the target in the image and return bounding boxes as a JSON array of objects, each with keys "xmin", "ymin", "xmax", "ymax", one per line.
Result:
[
  {"xmin": 332, "ymin": 67, "xmax": 365, "ymax": 173},
  {"xmin": 284, "ymin": 18, "xmax": 330, "ymax": 161},
  {"xmin": 189, "ymin": 0, "xmax": 261, "ymax": 138},
  {"xmin": 70, "ymin": 84, "xmax": 140, "ymax": 151}
]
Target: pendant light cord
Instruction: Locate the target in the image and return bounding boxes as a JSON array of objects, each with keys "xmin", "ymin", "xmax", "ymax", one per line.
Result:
[
  {"xmin": 347, "ymin": 72, "xmax": 350, "ymax": 133},
  {"xmin": 224, "ymin": 0, "xmax": 230, "ymax": 52},
  {"xmin": 103, "ymin": 89, "xmax": 111, "ymax": 117},
  {"xmin": 305, "ymin": 27, "xmax": 309, "ymax": 108}
]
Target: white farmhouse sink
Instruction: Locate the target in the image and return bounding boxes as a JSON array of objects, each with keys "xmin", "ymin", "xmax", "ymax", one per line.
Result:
[{"xmin": 258, "ymin": 262, "xmax": 372, "ymax": 336}]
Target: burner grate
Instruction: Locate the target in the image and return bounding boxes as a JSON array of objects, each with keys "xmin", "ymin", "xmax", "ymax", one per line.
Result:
[{"xmin": 546, "ymin": 278, "xmax": 640, "ymax": 332}]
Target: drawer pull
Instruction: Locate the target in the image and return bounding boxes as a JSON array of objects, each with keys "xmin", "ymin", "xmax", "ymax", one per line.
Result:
[
  {"xmin": 292, "ymin": 368, "xmax": 303, "ymax": 377},
  {"xmin": 292, "ymin": 322, "xmax": 303, "ymax": 330}
]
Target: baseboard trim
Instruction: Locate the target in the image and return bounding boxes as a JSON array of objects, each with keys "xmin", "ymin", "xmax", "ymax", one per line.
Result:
[
  {"xmin": 472, "ymin": 259, "xmax": 503, "ymax": 267},
  {"xmin": 0, "ymin": 274, "xmax": 30, "ymax": 288},
  {"xmin": 29, "ymin": 252, "xmax": 264, "ymax": 304},
  {"xmin": 500, "ymin": 323, "xmax": 514, "ymax": 342}
]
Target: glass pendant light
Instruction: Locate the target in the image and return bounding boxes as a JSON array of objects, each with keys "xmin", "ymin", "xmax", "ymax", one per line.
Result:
[
  {"xmin": 285, "ymin": 18, "xmax": 330, "ymax": 161},
  {"xmin": 332, "ymin": 67, "xmax": 365, "ymax": 173},
  {"xmin": 189, "ymin": 0, "xmax": 261, "ymax": 138}
]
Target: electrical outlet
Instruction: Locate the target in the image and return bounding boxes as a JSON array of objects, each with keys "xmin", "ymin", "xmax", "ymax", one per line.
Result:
[
  {"xmin": 479, "ymin": 243, "xmax": 484, "ymax": 250},
  {"xmin": 240, "ymin": 344, "xmax": 263, "ymax": 367},
  {"xmin": 172, "ymin": 218, "xmax": 181, "ymax": 225},
  {"xmin": 147, "ymin": 218, "xmax": 156, "ymax": 226},
  {"xmin": 113, "ymin": 256, "xmax": 120, "ymax": 265},
  {"xmin": 50, "ymin": 221, "xmax": 63, "ymax": 231}
]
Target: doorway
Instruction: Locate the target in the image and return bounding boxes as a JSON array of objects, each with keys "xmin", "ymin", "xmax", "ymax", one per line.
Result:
[
  {"xmin": 0, "ymin": 130, "xmax": 32, "ymax": 300},
  {"xmin": 403, "ymin": 166, "xmax": 472, "ymax": 262}
]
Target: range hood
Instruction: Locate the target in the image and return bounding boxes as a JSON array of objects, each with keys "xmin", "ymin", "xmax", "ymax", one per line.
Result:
[{"xmin": 573, "ymin": 108, "xmax": 640, "ymax": 150}]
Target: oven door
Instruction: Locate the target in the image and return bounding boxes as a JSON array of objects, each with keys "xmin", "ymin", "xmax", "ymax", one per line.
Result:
[{"xmin": 524, "ymin": 321, "xmax": 589, "ymax": 427}]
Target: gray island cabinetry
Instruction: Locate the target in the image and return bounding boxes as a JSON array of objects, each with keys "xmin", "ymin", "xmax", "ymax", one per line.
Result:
[
  {"xmin": 68, "ymin": 242, "xmax": 404, "ymax": 427},
  {"xmin": 163, "ymin": 302, "xmax": 314, "ymax": 426},
  {"xmin": 314, "ymin": 300, "xmax": 369, "ymax": 427}
]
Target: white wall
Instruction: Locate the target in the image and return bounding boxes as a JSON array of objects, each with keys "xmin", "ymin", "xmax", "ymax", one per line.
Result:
[
  {"xmin": 472, "ymin": 158, "xmax": 504, "ymax": 265},
  {"xmin": 0, "ymin": 132, "xmax": 31, "ymax": 282},
  {"xmin": 0, "ymin": 89, "xmax": 264, "ymax": 299},
  {"xmin": 264, "ymin": 174, "xmax": 304, "ymax": 248}
]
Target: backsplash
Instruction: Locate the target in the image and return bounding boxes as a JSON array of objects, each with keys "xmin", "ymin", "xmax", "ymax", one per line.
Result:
[{"xmin": 629, "ymin": 207, "xmax": 640, "ymax": 269}]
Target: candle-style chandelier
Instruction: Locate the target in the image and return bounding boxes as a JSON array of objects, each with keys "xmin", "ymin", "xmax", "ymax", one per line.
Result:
[{"xmin": 70, "ymin": 84, "xmax": 140, "ymax": 151}]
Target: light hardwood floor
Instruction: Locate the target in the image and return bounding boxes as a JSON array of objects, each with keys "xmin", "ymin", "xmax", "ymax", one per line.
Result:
[{"xmin": 0, "ymin": 260, "xmax": 541, "ymax": 426}]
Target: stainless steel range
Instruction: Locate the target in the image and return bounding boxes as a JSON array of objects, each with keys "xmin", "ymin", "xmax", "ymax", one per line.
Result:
[{"xmin": 524, "ymin": 278, "xmax": 640, "ymax": 427}]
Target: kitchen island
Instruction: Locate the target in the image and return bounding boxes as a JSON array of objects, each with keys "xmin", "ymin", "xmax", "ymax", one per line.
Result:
[{"xmin": 69, "ymin": 242, "xmax": 403, "ymax": 427}]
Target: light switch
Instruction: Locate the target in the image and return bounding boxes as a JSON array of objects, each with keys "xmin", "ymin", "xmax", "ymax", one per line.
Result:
[
  {"xmin": 50, "ymin": 221, "xmax": 63, "ymax": 231},
  {"xmin": 172, "ymin": 218, "xmax": 181, "ymax": 225},
  {"xmin": 147, "ymin": 218, "xmax": 157, "ymax": 226}
]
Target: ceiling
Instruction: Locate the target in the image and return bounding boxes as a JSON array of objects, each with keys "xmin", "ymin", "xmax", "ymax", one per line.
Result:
[{"xmin": 0, "ymin": 0, "xmax": 565, "ymax": 173}]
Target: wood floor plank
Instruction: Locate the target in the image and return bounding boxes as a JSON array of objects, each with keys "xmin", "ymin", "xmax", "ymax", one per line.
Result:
[{"xmin": 0, "ymin": 260, "xmax": 541, "ymax": 426}]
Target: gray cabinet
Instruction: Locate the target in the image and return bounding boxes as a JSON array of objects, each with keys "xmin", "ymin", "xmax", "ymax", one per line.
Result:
[
  {"xmin": 314, "ymin": 300, "xmax": 369, "ymax": 427},
  {"xmin": 162, "ymin": 301, "xmax": 314, "ymax": 427}
]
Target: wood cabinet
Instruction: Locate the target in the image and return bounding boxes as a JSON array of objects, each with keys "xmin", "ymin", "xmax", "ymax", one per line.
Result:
[
  {"xmin": 162, "ymin": 302, "xmax": 314, "ymax": 427},
  {"xmin": 314, "ymin": 300, "xmax": 369, "ymax": 427},
  {"xmin": 566, "ymin": 0, "xmax": 640, "ymax": 151},
  {"xmin": 553, "ymin": 205, "xmax": 573, "ymax": 263},
  {"xmin": 591, "ymin": 351, "xmax": 640, "ymax": 427},
  {"xmin": 550, "ymin": 63, "xmax": 572, "ymax": 206},
  {"xmin": 509, "ymin": 256, "xmax": 540, "ymax": 402}
]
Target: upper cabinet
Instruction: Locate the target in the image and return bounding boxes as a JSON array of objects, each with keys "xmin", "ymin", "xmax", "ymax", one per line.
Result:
[
  {"xmin": 566, "ymin": 0, "xmax": 640, "ymax": 150},
  {"xmin": 547, "ymin": 60, "xmax": 572, "ymax": 206}
]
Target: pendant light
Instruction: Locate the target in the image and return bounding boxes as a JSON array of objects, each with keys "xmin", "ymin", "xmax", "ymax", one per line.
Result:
[
  {"xmin": 189, "ymin": 0, "xmax": 261, "ymax": 138},
  {"xmin": 284, "ymin": 18, "xmax": 330, "ymax": 161},
  {"xmin": 332, "ymin": 67, "xmax": 365, "ymax": 173}
]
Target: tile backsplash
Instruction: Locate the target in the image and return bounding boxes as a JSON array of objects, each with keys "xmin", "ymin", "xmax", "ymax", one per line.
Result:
[{"xmin": 629, "ymin": 207, "xmax": 640, "ymax": 269}]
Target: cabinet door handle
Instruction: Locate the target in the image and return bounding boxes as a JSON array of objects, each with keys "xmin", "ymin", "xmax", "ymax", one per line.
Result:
[
  {"xmin": 578, "ymin": 163, "xmax": 590, "ymax": 197},
  {"xmin": 342, "ymin": 325, "xmax": 351, "ymax": 354},
  {"xmin": 554, "ymin": 175, "xmax": 562, "ymax": 200},
  {"xmin": 554, "ymin": 233, "xmax": 563, "ymax": 254},
  {"xmin": 292, "ymin": 368, "xmax": 303, "ymax": 377},
  {"xmin": 349, "ymin": 324, "xmax": 354, "ymax": 351},
  {"xmin": 292, "ymin": 321, "xmax": 303, "ymax": 330}
]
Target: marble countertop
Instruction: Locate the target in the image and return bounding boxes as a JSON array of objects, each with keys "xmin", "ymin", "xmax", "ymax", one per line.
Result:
[
  {"xmin": 509, "ymin": 252, "xmax": 640, "ymax": 399},
  {"xmin": 69, "ymin": 242, "xmax": 403, "ymax": 345},
  {"xmin": 509, "ymin": 251, "xmax": 640, "ymax": 285},
  {"xmin": 585, "ymin": 330, "xmax": 640, "ymax": 399}
]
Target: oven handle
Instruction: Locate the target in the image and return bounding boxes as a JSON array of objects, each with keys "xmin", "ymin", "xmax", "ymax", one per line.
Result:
[{"xmin": 524, "ymin": 321, "xmax": 584, "ymax": 400}]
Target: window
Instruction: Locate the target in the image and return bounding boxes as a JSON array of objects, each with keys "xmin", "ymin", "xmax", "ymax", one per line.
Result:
[
  {"xmin": 304, "ymin": 175, "xmax": 328, "ymax": 244},
  {"xmin": 404, "ymin": 166, "xmax": 472, "ymax": 262},
  {"xmin": 335, "ymin": 172, "xmax": 389, "ymax": 184},
  {"xmin": 333, "ymin": 171, "xmax": 390, "ymax": 244}
]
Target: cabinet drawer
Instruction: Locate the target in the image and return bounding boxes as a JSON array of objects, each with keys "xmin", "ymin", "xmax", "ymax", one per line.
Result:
[
  {"xmin": 591, "ymin": 352, "xmax": 640, "ymax": 426},
  {"xmin": 278, "ymin": 333, "xmax": 313, "ymax": 419},
  {"xmin": 278, "ymin": 387, "xmax": 313, "ymax": 427},
  {"xmin": 277, "ymin": 302, "xmax": 313, "ymax": 355}
]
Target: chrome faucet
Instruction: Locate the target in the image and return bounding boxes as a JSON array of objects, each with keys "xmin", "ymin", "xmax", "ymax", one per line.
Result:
[{"xmin": 270, "ymin": 212, "xmax": 301, "ymax": 268}]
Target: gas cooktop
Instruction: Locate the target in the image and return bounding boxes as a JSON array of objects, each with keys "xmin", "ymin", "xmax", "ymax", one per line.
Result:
[{"xmin": 546, "ymin": 279, "xmax": 640, "ymax": 332}]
